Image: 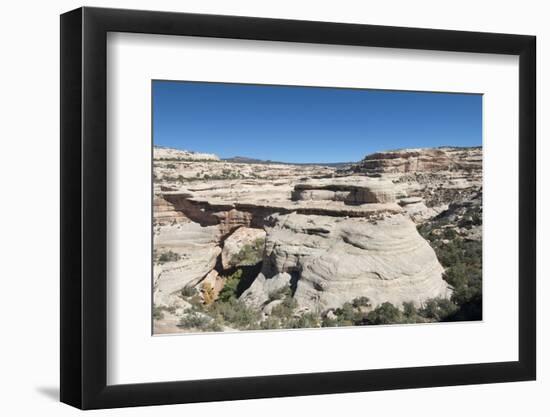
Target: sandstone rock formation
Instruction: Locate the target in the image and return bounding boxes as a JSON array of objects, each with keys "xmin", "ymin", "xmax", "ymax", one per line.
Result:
[
  {"xmin": 154, "ymin": 145, "xmax": 219, "ymax": 161},
  {"xmin": 353, "ymin": 147, "xmax": 481, "ymax": 175},
  {"xmin": 240, "ymin": 212, "xmax": 451, "ymax": 312},
  {"xmin": 398, "ymin": 197, "xmax": 438, "ymax": 223},
  {"xmin": 221, "ymin": 227, "xmax": 267, "ymax": 270},
  {"xmin": 292, "ymin": 178, "xmax": 396, "ymax": 204},
  {"xmin": 152, "ymin": 146, "xmax": 482, "ymax": 333},
  {"xmin": 153, "ymin": 221, "xmax": 221, "ymax": 306}
]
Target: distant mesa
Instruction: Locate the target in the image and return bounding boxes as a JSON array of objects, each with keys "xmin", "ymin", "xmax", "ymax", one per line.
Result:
[
  {"xmin": 352, "ymin": 146, "xmax": 482, "ymax": 174},
  {"xmin": 222, "ymin": 156, "xmax": 271, "ymax": 164},
  {"xmin": 223, "ymin": 156, "xmax": 354, "ymax": 167},
  {"xmin": 154, "ymin": 145, "xmax": 220, "ymax": 161}
]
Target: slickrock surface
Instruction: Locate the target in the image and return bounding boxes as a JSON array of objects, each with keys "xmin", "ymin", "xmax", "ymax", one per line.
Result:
[
  {"xmin": 153, "ymin": 221, "xmax": 221, "ymax": 306},
  {"xmin": 240, "ymin": 212, "xmax": 450, "ymax": 312}
]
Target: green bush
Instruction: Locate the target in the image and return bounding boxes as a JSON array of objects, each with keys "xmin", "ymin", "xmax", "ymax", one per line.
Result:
[
  {"xmin": 267, "ymin": 285, "xmax": 292, "ymax": 302},
  {"xmin": 270, "ymin": 295, "xmax": 298, "ymax": 321},
  {"xmin": 419, "ymin": 298, "xmax": 458, "ymax": 321},
  {"xmin": 157, "ymin": 250, "xmax": 180, "ymax": 264},
  {"xmin": 179, "ymin": 312, "xmax": 209, "ymax": 328},
  {"xmin": 231, "ymin": 238, "xmax": 265, "ymax": 266},
  {"xmin": 367, "ymin": 302, "xmax": 403, "ymax": 325},
  {"xmin": 208, "ymin": 298, "xmax": 261, "ymax": 329},
  {"xmin": 289, "ymin": 313, "xmax": 320, "ymax": 329},
  {"xmin": 260, "ymin": 316, "xmax": 281, "ymax": 330},
  {"xmin": 181, "ymin": 286, "xmax": 197, "ymax": 298},
  {"xmin": 321, "ymin": 316, "xmax": 339, "ymax": 327},
  {"xmin": 418, "ymin": 220, "xmax": 482, "ymax": 322},
  {"xmin": 217, "ymin": 269, "xmax": 243, "ymax": 302},
  {"xmin": 333, "ymin": 302, "xmax": 363, "ymax": 326},
  {"xmin": 352, "ymin": 296, "xmax": 371, "ymax": 308},
  {"xmin": 152, "ymin": 306, "xmax": 165, "ymax": 320}
]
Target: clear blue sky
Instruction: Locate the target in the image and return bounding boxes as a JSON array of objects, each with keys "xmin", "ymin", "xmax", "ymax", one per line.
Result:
[{"xmin": 153, "ymin": 80, "xmax": 482, "ymax": 163}]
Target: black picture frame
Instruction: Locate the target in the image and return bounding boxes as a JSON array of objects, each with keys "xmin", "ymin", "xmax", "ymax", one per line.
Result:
[{"xmin": 60, "ymin": 6, "xmax": 536, "ymax": 410}]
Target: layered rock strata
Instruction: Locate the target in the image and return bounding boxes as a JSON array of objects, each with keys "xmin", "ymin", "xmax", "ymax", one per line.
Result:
[
  {"xmin": 353, "ymin": 147, "xmax": 482, "ymax": 175},
  {"xmin": 240, "ymin": 212, "xmax": 451, "ymax": 312},
  {"xmin": 151, "ymin": 146, "xmax": 484, "ymax": 332}
]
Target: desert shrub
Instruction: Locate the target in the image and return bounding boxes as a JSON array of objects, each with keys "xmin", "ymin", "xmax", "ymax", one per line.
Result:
[
  {"xmin": 352, "ymin": 296, "xmax": 372, "ymax": 308},
  {"xmin": 157, "ymin": 250, "xmax": 180, "ymax": 264},
  {"xmin": 231, "ymin": 238, "xmax": 265, "ymax": 266},
  {"xmin": 419, "ymin": 298, "xmax": 458, "ymax": 321},
  {"xmin": 442, "ymin": 227, "xmax": 457, "ymax": 240},
  {"xmin": 208, "ymin": 298, "xmax": 261, "ymax": 329},
  {"xmin": 418, "ymin": 221, "xmax": 482, "ymax": 322},
  {"xmin": 260, "ymin": 316, "xmax": 281, "ymax": 330},
  {"xmin": 201, "ymin": 281, "xmax": 215, "ymax": 305},
  {"xmin": 366, "ymin": 302, "xmax": 403, "ymax": 325},
  {"xmin": 289, "ymin": 313, "xmax": 320, "ymax": 329},
  {"xmin": 320, "ymin": 299, "xmax": 372, "ymax": 327},
  {"xmin": 217, "ymin": 269, "xmax": 243, "ymax": 302},
  {"xmin": 166, "ymin": 163, "xmax": 176, "ymax": 169},
  {"xmin": 270, "ymin": 295, "xmax": 298, "ymax": 321},
  {"xmin": 267, "ymin": 285, "xmax": 292, "ymax": 302},
  {"xmin": 187, "ymin": 294, "xmax": 205, "ymax": 312},
  {"xmin": 152, "ymin": 306, "xmax": 165, "ymax": 320},
  {"xmin": 181, "ymin": 286, "xmax": 197, "ymax": 298},
  {"xmin": 179, "ymin": 312, "xmax": 211, "ymax": 329},
  {"xmin": 321, "ymin": 316, "xmax": 339, "ymax": 327},
  {"xmin": 402, "ymin": 301, "xmax": 417, "ymax": 318},
  {"xmin": 333, "ymin": 302, "xmax": 363, "ymax": 326},
  {"xmin": 400, "ymin": 301, "xmax": 430, "ymax": 323}
]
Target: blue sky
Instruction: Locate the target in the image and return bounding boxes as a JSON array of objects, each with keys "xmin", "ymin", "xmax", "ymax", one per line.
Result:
[{"xmin": 152, "ymin": 81, "xmax": 482, "ymax": 163}]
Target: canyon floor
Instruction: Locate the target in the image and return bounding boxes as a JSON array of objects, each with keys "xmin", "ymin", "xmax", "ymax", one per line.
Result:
[{"xmin": 152, "ymin": 146, "xmax": 482, "ymax": 334}]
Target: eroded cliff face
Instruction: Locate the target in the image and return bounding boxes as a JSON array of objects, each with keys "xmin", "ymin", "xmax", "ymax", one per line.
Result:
[
  {"xmin": 152, "ymin": 146, "xmax": 481, "ymax": 333},
  {"xmin": 353, "ymin": 147, "xmax": 482, "ymax": 175}
]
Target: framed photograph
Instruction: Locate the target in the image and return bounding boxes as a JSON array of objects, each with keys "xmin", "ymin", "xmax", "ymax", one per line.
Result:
[{"xmin": 60, "ymin": 6, "xmax": 536, "ymax": 409}]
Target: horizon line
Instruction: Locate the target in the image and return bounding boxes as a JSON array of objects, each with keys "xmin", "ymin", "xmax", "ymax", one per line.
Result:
[{"xmin": 153, "ymin": 144, "xmax": 482, "ymax": 164}]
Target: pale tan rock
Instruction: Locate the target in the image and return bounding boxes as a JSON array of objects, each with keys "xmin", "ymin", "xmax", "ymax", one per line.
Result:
[
  {"xmin": 153, "ymin": 222, "xmax": 221, "ymax": 306},
  {"xmin": 241, "ymin": 212, "xmax": 451, "ymax": 312},
  {"xmin": 198, "ymin": 270, "xmax": 225, "ymax": 302},
  {"xmin": 154, "ymin": 145, "xmax": 219, "ymax": 161},
  {"xmin": 355, "ymin": 147, "xmax": 482, "ymax": 174},
  {"xmin": 221, "ymin": 227, "xmax": 266, "ymax": 270},
  {"xmin": 399, "ymin": 197, "xmax": 438, "ymax": 223}
]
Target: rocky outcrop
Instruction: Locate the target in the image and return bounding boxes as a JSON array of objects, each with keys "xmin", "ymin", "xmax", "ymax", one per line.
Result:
[
  {"xmin": 199, "ymin": 270, "xmax": 225, "ymax": 301},
  {"xmin": 292, "ymin": 178, "xmax": 396, "ymax": 204},
  {"xmin": 240, "ymin": 212, "xmax": 451, "ymax": 312},
  {"xmin": 398, "ymin": 197, "xmax": 439, "ymax": 223},
  {"xmin": 153, "ymin": 196, "xmax": 188, "ymax": 225},
  {"xmin": 160, "ymin": 189, "xmax": 403, "ymax": 236},
  {"xmin": 152, "ymin": 146, "xmax": 482, "ymax": 333},
  {"xmin": 153, "ymin": 222, "xmax": 221, "ymax": 306},
  {"xmin": 154, "ymin": 145, "xmax": 220, "ymax": 161},
  {"xmin": 221, "ymin": 227, "xmax": 266, "ymax": 270},
  {"xmin": 352, "ymin": 147, "xmax": 482, "ymax": 175}
]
